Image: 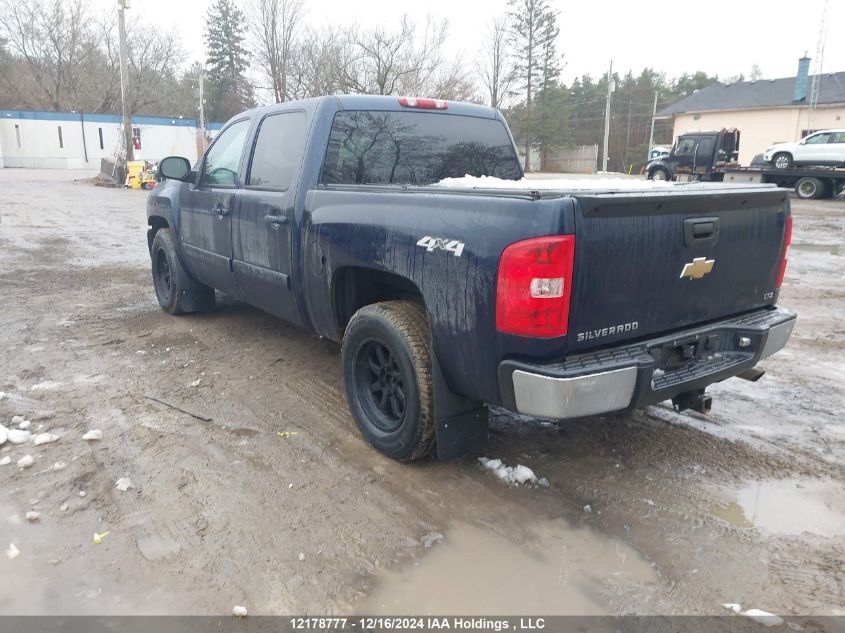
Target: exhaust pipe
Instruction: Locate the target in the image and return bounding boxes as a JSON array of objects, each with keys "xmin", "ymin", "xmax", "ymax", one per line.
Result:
[
  {"xmin": 672, "ymin": 389, "xmax": 712, "ymax": 414},
  {"xmin": 738, "ymin": 366, "xmax": 766, "ymax": 382}
]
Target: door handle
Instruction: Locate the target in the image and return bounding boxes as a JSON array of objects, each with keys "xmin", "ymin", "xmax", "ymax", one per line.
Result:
[
  {"xmin": 264, "ymin": 214, "xmax": 288, "ymax": 226},
  {"xmin": 213, "ymin": 204, "xmax": 229, "ymax": 217}
]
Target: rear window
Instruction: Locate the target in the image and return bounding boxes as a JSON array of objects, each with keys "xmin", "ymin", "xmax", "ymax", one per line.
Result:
[{"xmin": 321, "ymin": 110, "xmax": 522, "ymax": 185}]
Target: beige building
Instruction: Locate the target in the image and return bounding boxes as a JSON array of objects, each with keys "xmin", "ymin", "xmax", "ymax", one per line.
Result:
[{"xmin": 657, "ymin": 58, "xmax": 845, "ymax": 165}]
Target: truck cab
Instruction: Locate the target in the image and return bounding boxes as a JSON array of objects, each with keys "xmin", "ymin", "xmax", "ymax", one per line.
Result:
[{"xmin": 647, "ymin": 129, "xmax": 740, "ymax": 181}]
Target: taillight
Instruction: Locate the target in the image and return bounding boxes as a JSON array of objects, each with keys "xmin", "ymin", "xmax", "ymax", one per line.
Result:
[
  {"xmin": 496, "ymin": 236, "xmax": 575, "ymax": 338},
  {"xmin": 775, "ymin": 214, "xmax": 792, "ymax": 289},
  {"xmin": 398, "ymin": 97, "xmax": 448, "ymax": 110}
]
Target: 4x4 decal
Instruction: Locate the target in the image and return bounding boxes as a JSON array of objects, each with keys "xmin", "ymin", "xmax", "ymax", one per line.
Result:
[{"xmin": 416, "ymin": 236, "xmax": 465, "ymax": 257}]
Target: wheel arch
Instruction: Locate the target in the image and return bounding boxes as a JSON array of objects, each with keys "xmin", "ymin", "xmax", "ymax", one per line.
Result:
[
  {"xmin": 147, "ymin": 215, "xmax": 170, "ymax": 253},
  {"xmin": 332, "ymin": 266, "xmax": 427, "ymax": 335}
]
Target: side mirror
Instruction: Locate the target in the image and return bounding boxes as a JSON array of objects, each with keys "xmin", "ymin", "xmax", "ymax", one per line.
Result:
[{"xmin": 159, "ymin": 156, "xmax": 192, "ymax": 181}]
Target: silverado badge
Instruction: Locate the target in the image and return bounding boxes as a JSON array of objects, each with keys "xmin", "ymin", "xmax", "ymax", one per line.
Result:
[{"xmin": 680, "ymin": 257, "xmax": 715, "ymax": 280}]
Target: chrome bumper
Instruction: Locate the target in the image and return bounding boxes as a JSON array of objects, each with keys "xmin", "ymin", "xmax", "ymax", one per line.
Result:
[
  {"xmin": 512, "ymin": 367, "xmax": 637, "ymax": 418},
  {"xmin": 503, "ymin": 307, "xmax": 796, "ymax": 419}
]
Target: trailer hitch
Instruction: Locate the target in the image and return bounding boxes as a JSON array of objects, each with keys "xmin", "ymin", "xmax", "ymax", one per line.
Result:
[{"xmin": 672, "ymin": 389, "xmax": 712, "ymax": 414}]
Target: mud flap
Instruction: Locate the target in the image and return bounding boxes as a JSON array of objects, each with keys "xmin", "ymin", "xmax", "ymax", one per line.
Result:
[
  {"xmin": 178, "ymin": 284, "xmax": 216, "ymax": 313},
  {"xmin": 432, "ymin": 352, "xmax": 488, "ymax": 460}
]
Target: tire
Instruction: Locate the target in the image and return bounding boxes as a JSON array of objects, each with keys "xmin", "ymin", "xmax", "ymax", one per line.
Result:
[
  {"xmin": 150, "ymin": 228, "xmax": 215, "ymax": 314},
  {"xmin": 795, "ymin": 177, "xmax": 824, "ymax": 200},
  {"xmin": 772, "ymin": 152, "xmax": 793, "ymax": 169},
  {"xmin": 341, "ymin": 301, "xmax": 436, "ymax": 462},
  {"xmin": 649, "ymin": 168, "xmax": 670, "ymax": 181}
]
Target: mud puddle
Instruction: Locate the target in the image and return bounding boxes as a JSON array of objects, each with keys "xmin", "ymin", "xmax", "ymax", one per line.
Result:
[
  {"xmin": 711, "ymin": 478, "xmax": 845, "ymax": 537},
  {"xmin": 359, "ymin": 519, "xmax": 658, "ymax": 615}
]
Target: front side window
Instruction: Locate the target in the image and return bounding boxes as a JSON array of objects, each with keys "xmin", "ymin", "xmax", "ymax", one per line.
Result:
[
  {"xmin": 675, "ymin": 137, "xmax": 696, "ymax": 156},
  {"xmin": 247, "ymin": 111, "xmax": 307, "ymax": 190},
  {"xmin": 833, "ymin": 132, "xmax": 845, "ymax": 143},
  {"xmin": 322, "ymin": 110, "xmax": 522, "ymax": 185},
  {"xmin": 201, "ymin": 119, "xmax": 250, "ymax": 188},
  {"xmin": 804, "ymin": 133, "xmax": 831, "ymax": 145}
]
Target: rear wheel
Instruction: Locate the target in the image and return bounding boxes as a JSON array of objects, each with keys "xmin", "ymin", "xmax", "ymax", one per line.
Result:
[
  {"xmin": 772, "ymin": 152, "xmax": 793, "ymax": 169},
  {"xmin": 341, "ymin": 301, "xmax": 435, "ymax": 462},
  {"xmin": 151, "ymin": 228, "xmax": 215, "ymax": 314},
  {"xmin": 795, "ymin": 177, "xmax": 824, "ymax": 200}
]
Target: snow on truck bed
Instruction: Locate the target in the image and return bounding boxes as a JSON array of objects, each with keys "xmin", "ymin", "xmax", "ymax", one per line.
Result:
[{"xmin": 430, "ymin": 175, "xmax": 748, "ymax": 193}]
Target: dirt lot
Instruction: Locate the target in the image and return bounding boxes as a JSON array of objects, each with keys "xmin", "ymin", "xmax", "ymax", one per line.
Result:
[{"xmin": 1, "ymin": 169, "xmax": 843, "ymax": 619}]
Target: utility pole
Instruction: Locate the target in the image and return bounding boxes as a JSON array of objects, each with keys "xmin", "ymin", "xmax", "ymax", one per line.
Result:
[
  {"xmin": 117, "ymin": 0, "xmax": 133, "ymax": 169},
  {"xmin": 647, "ymin": 91, "xmax": 659, "ymax": 161},
  {"xmin": 602, "ymin": 60, "xmax": 613, "ymax": 173}
]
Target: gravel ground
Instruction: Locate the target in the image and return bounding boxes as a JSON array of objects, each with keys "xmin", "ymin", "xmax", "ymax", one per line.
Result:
[{"xmin": 0, "ymin": 169, "xmax": 843, "ymax": 619}]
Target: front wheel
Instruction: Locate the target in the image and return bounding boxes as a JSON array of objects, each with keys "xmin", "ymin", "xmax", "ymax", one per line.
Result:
[
  {"xmin": 341, "ymin": 301, "xmax": 436, "ymax": 462},
  {"xmin": 649, "ymin": 168, "xmax": 670, "ymax": 181},
  {"xmin": 772, "ymin": 152, "xmax": 793, "ymax": 169},
  {"xmin": 150, "ymin": 228, "xmax": 215, "ymax": 314}
]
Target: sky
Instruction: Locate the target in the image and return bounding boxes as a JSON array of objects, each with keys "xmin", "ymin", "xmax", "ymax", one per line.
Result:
[{"xmin": 99, "ymin": 0, "xmax": 842, "ymax": 86}]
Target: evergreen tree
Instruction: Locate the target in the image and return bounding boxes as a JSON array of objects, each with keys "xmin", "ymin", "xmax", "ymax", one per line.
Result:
[
  {"xmin": 204, "ymin": 0, "xmax": 254, "ymax": 121},
  {"xmin": 507, "ymin": 0, "xmax": 560, "ymax": 170}
]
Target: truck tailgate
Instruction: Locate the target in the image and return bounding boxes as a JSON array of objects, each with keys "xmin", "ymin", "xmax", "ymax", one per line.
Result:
[{"xmin": 567, "ymin": 187, "xmax": 790, "ymax": 352}]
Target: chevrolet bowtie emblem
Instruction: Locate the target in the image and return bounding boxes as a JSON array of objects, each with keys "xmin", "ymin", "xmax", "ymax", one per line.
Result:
[{"xmin": 680, "ymin": 257, "xmax": 715, "ymax": 280}]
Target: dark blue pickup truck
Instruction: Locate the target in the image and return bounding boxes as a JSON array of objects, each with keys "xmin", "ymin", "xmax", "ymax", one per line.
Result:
[{"xmin": 147, "ymin": 95, "xmax": 796, "ymax": 461}]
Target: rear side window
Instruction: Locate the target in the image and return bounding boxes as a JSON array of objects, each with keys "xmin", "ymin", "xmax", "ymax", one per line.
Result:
[
  {"xmin": 321, "ymin": 110, "xmax": 521, "ymax": 185},
  {"xmin": 695, "ymin": 138, "xmax": 714, "ymax": 158},
  {"xmin": 248, "ymin": 111, "xmax": 307, "ymax": 190}
]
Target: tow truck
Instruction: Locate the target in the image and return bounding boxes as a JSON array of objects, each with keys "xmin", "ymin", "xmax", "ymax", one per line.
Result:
[{"xmin": 646, "ymin": 129, "xmax": 845, "ymax": 199}]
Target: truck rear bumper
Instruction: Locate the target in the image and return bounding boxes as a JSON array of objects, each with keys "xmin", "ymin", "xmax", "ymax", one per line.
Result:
[{"xmin": 498, "ymin": 307, "xmax": 796, "ymax": 419}]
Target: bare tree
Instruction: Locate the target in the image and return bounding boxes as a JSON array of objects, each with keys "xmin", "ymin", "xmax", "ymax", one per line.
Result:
[
  {"xmin": 127, "ymin": 27, "xmax": 187, "ymax": 113},
  {"xmin": 346, "ymin": 16, "xmax": 449, "ymax": 96},
  {"xmin": 287, "ymin": 26, "xmax": 356, "ymax": 98},
  {"xmin": 478, "ymin": 17, "xmax": 513, "ymax": 108},
  {"xmin": 0, "ymin": 0, "xmax": 100, "ymax": 111},
  {"xmin": 246, "ymin": 0, "xmax": 306, "ymax": 103},
  {"xmin": 432, "ymin": 57, "xmax": 480, "ymax": 102}
]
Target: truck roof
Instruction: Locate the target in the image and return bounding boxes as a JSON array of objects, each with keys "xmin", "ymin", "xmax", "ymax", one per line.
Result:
[
  {"xmin": 331, "ymin": 94, "xmax": 499, "ymax": 119},
  {"xmin": 240, "ymin": 94, "xmax": 501, "ymax": 122}
]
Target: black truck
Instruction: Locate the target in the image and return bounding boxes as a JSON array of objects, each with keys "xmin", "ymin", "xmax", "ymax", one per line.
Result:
[
  {"xmin": 147, "ymin": 95, "xmax": 796, "ymax": 461},
  {"xmin": 646, "ymin": 128, "xmax": 845, "ymax": 199}
]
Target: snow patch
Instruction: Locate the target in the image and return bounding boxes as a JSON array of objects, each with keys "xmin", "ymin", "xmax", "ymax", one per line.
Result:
[
  {"xmin": 82, "ymin": 429, "xmax": 103, "ymax": 441},
  {"xmin": 8, "ymin": 429, "xmax": 32, "ymax": 444},
  {"xmin": 478, "ymin": 457, "xmax": 539, "ymax": 486},
  {"xmin": 32, "ymin": 432, "xmax": 59, "ymax": 446},
  {"xmin": 17, "ymin": 455, "xmax": 34, "ymax": 469},
  {"xmin": 722, "ymin": 603, "xmax": 784, "ymax": 627},
  {"xmin": 432, "ymin": 175, "xmax": 684, "ymax": 192},
  {"xmin": 115, "ymin": 477, "xmax": 134, "ymax": 492},
  {"xmin": 30, "ymin": 381, "xmax": 62, "ymax": 392}
]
